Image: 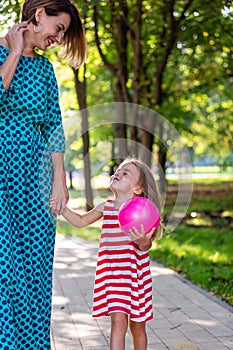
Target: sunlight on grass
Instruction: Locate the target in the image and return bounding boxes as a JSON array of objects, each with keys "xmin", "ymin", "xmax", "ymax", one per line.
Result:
[
  {"xmin": 150, "ymin": 223, "xmax": 233, "ymax": 305},
  {"xmin": 153, "ymin": 234, "xmax": 229, "ymax": 264},
  {"xmin": 186, "ymin": 217, "xmax": 212, "ymax": 226}
]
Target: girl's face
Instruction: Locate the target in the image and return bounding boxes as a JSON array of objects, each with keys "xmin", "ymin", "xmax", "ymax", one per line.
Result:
[
  {"xmin": 110, "ymin": 162, "xmax": 143, "ymax": 197},
  {"xmin": 33, "ymin": 8, "xmax": 71, "ymax": 50}
]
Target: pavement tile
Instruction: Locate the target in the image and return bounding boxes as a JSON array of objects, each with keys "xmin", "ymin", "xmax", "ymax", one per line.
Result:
[
  {"xmin": 52, "ymin": 234, "xmax": 233, "ymax": 350},
  {"xmin": 198, "ymin": 342, "xmax": 233, "ymax": 350}
]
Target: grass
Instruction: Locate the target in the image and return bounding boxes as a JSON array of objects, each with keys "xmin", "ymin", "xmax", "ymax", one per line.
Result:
[
  {"xmin": 57, "ymin": 176, "xmax": 233, "ymax": 307},
  {"xmin": 57, "ymin": 219, "xmax": 101, "ymax": 241},
  {"xmin": 150, "ymin": 225, "xmax": 233, "ymax": 306}
]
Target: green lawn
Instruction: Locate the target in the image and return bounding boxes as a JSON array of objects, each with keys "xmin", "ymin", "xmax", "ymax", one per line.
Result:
[
  {"xmin": 57, "ymin": 176, "xmax": 233, "ymax": 306},
  {"xmin": 150, "ymin": 225, "xmax": 233, "ymax": 306}
]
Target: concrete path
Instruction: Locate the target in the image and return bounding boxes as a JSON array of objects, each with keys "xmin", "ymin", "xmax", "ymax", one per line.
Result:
[{"xmin": 51, "ymin": 234, "xmax": 233, "ymax": 350}]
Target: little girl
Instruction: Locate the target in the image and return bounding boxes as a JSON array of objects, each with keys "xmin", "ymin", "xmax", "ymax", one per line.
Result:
[{"xmin": 51, "ymin": 158, "xmax": 163, "ymax": 350}]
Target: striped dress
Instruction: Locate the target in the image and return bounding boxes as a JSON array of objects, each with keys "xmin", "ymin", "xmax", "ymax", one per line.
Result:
[{"xmin": 92, "ymin": 199, "xmax": 153, "ymax": 322}]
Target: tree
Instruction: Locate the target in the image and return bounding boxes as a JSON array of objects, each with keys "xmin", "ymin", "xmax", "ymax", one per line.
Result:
[
  {"xmin": 88, "ymin": 0, "xmax": 233, "ymax": 169},
  {"xmin": 73, "ymin": 64, "xmax": 94, "ymax": 210}
]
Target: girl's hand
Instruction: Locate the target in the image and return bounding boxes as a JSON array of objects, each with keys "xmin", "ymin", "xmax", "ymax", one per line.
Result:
[
  {"xmin": 5, "ymin": 22, "xmax": 29, "ymax": 55},
  {"xmin": 128, "ymin": 225, "xmax": 156, "ymax": 251}
]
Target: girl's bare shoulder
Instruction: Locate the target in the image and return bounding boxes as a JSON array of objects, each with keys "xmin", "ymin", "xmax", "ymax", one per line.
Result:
[{"xmin": 94, "ymin": 201, "xmax": 105, "ymax": 214}]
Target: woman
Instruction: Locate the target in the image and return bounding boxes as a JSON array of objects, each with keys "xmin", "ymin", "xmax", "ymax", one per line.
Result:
[{"xmin": 0, "ymin": 0, "xmax": 86, "ymax": 348}]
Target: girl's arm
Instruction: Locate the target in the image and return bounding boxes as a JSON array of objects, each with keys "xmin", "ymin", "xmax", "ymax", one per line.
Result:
[{"xmin": 58, "ymin": 201, "xmax": 104, "ymax": 228}]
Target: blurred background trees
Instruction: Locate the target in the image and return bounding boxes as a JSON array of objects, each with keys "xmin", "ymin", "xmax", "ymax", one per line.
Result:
[{"xmin": 1, "ymin": 0, "xmax": 232, "ymax": 207}]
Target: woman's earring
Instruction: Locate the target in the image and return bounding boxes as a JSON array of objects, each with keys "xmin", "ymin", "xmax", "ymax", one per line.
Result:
[{"xmin": 33, "ymin": 23, "xmax": 43, "ymax": 33}]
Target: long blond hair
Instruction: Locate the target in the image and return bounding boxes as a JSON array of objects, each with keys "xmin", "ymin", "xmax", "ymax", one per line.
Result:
[
  {"xmin": 120, "ymin": 158, "xmax": 164, "ymax": 240},
  {"xmin": 21, "ymin": 0, "xmax": 87, "ymax": 68}
]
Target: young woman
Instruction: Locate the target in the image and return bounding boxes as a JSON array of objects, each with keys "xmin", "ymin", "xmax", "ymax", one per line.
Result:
[
  {"xmin": 51, "ymin": 158, "xmax": 163, "ymax": 350},
  {"xmin": 0, "ymin": 1, "xmax": 86, "ymax": 348}
]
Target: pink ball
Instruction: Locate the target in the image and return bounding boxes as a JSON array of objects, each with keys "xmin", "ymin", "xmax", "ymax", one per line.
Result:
[{"xmin": 118, "ymin": 197, "xmax": 160, "ymax": 236}]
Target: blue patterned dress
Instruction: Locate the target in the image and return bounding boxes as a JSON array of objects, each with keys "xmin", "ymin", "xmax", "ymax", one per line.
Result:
[{"xmin": 0, "ymin": 45, "xmax": 65, "ymax": 349}]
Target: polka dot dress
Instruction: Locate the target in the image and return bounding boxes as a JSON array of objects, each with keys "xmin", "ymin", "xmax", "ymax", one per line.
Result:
[{"xmin": 0, "ymin": 45, "xmax": 65, "ymax": 349}]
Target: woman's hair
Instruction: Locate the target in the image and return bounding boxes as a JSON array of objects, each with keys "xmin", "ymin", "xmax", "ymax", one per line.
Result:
[
  {"xmin": 120, "ymin": 157, "xmax": 164, "ymax": 240},
  {"xmin": 21, "ymin": 0, "xmax": 87, "ymax": 68}
]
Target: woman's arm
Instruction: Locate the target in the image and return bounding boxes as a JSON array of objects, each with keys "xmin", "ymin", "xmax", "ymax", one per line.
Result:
[
  {"xmin": 50, "ymin": 152, "xmax": 69, "ymax": 215},
  {"xmin": 0, "ymin": 23, "xmax": 28, "ymax": 90},
  {"xmin": 39, "ymin": 59, "xmax": 68, "ymax": 214},
  {"xmin": 0, "ymin": 49, "xmax": 21, "ymax": 90}
]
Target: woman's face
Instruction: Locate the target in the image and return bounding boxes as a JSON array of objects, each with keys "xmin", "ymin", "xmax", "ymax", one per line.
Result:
[{"xmin": 34, "ymin": 9, "xmax": 71, "ymax": 51}]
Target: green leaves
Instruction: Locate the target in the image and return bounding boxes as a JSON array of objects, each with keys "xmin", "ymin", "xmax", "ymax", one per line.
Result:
[{"xmin": 0, "ymin": 0, "xmax": 21, "ymax": 31}]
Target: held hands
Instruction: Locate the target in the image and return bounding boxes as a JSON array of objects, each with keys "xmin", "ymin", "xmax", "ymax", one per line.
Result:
[
  {"xmin": 128, "ymin": 225, "xmax": 156, "ymax": 251},
  {"xmin": 50, "ymin": 180, "xmax": 69, "ymax": 216},
  {"xmin": 5, "ymin": 22, "xmax": 29, "ymax": 56}
]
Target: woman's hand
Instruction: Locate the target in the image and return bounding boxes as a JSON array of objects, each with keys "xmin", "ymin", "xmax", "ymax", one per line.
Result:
[
  {"xmin": 5, "ymin": 22, "xmax": 28, "ymax": 56},
  {"xmin": 50, "ymin": 153, "xmax": 69, "ymax": 215},
  {"xmin": 128, "ymin": 225, "xmax": 156, "ymax": 251},
  {"xmin": 50, "ymin": 176, "xmax": 69, "ymax": 215}
]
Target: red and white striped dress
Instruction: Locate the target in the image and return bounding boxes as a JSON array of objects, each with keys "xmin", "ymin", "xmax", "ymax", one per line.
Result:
[{"xmin": 92, "ymin": 199, "xmax": 153, "ymax": 322}]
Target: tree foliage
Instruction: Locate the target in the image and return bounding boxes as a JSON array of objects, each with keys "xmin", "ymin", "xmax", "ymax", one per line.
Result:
[
  {"xmin": 79, "ymin": 0, "xmax": 232, "ymax": 168},
  {"xmin": 0, "ymin": 0, "xmax": 232, "ymax": 189},
  {"xmin": 0, "ymin": 0, "xmax": 21, "ymax": 32}
]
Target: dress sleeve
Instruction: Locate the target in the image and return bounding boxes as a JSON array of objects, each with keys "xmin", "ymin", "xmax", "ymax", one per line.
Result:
[
  {"xmin": 40, "ymin": 60, "xmax": 66, "ymax": 154},
  {"xmin": 0, "ymin": 46, "xmax": 9, "ymax": 102},
  {"xmin": 0, "ymin": 74, "xmax": 8, "ymax": 101},
  {"xmin": 0, "ymin": 47, "xmax": 10, "ymax": 102}
]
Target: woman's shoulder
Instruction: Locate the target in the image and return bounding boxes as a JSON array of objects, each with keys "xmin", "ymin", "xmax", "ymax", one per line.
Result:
[
  {"xmin": 37, "ymin": 55, "xmax": 57, "ymax": 80},
  {"xmin": 39, "ymin": 54, "xmax": 53, "ymax": 68}
]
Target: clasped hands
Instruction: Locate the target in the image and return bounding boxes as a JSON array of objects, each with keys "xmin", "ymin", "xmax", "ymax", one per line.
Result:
[
  {"xmin": 50, "ymin": 184, "xmax": 69, "ymax": 216},
  {"xmin": 50, "ymin": 194, "xmax": 68, "ymax": 215}
]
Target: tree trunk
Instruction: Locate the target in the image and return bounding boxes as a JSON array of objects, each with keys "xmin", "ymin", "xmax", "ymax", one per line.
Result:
[
  {"xmin": 93, "ymin": 2, "xmax": 129, "ymax": 162},
  {"xmin": 73, "ymin": 65, "xmax": 93, "ymax": 210},
  {"xmin": 69, "ymin": 171, "xmax": 74, "ymax": 190}
]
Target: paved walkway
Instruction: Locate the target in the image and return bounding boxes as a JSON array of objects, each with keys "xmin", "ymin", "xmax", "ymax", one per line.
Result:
[{"xmin": 51, "ymin": 234, "xmax": 233, "ymax": 350}]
